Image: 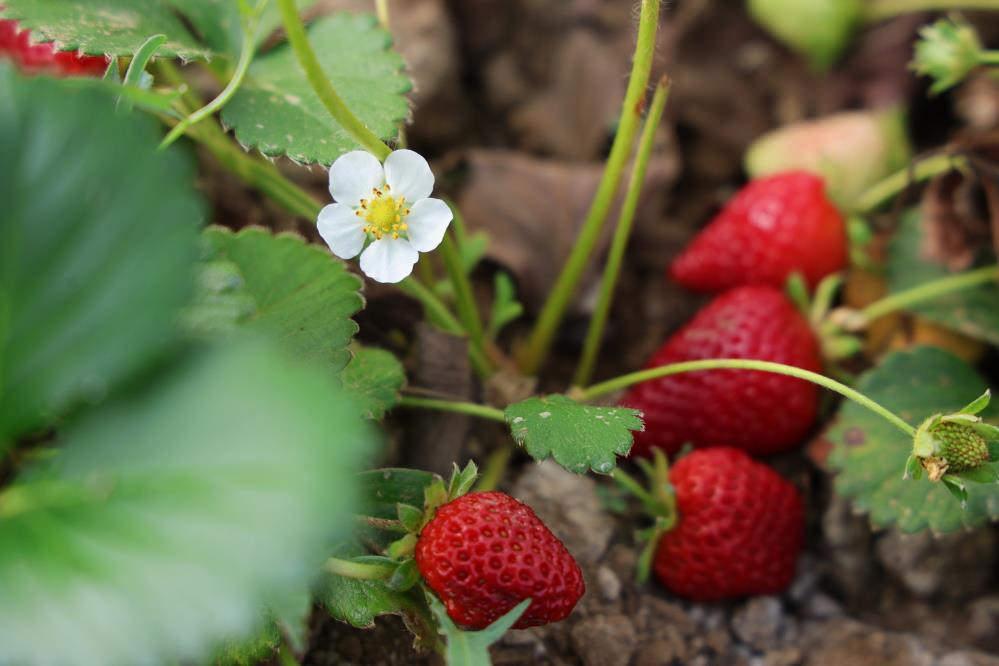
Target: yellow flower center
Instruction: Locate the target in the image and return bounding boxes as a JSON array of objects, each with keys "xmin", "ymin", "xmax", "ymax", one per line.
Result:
[{"xmin": 356, "ymin": 185, "xmax": 411, "ymax": 240}]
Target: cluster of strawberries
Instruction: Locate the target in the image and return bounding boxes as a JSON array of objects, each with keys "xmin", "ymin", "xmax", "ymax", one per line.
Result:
[
  {"xmin": 0, "ymin": 18, "xmax": 108, "ymax": 77},
  {"xmin": 418, "ymin": 171, "xmax": 845, "ymax": 629}
]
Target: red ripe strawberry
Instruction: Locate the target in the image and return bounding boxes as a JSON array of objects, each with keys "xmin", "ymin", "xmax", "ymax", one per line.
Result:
[
  {"xmin": 0, "ymin": 19, "xmax": 107, "ymax": 77},
  {"xmin": 654, "ymin": 447, "xmax": 804, "ymax": 600},
  {"xmin": 415, "ymin": 491, "xmax": 585, "ymax": 630},
  {"xmin": 670, "ymin": 171, "xmax": 847, "ymax": 292},
  {"xmin": 621, "ymin": 285, "xmax": 822, "ymax": 457}
]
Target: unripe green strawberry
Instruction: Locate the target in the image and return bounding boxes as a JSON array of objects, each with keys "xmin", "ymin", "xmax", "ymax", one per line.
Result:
[
  {"xmin": 745, "ymin": 109, "xmax": 911, "ymax": 207},
  {"xmin": 933, "ymin": 421, "xmax": 989, "ymax": 473},
  {"xmin": 746, "ymin": 0, "xmax": 862, "ymax": 70}
]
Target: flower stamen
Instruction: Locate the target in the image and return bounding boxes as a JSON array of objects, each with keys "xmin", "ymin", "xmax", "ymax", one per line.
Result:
[{"xmin": 359, "ymin": 188, "xmax": 409, "ymax": 241}]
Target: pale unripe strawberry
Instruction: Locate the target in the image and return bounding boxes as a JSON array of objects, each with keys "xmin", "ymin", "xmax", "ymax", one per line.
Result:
[{"xmin": 745, "ymin": 109, "xmax": 911, "ymax": 207}]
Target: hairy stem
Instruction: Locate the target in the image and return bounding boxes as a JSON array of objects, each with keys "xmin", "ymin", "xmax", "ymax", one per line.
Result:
[
  {"xmin": 853, "ymin": 153, "xmax": 966, "ymax": 214},
  {"xmin": 276, "ymin": 0, "xmax": 391, "ymax": 159},
  {"xmin": 575, "ymin": 77, "xmax": 671, "ymax": 386},
  {"xmin": 860, "ymin": 265, "xmax": 999, "ymax": 322},
  {"xmin": 519, "ymin": 0, "xmax": 662, "ymax": 374},
  {"xmin": 581, "ymin": 359, "xmax": 916, "ymax": 436},
  {"xmin": 865, "ymin": 0, "xmax": 999, "ymax": 21},
  {"xmin": 474, "ymin": 444, "xmax": 514, "ymax": 492}
]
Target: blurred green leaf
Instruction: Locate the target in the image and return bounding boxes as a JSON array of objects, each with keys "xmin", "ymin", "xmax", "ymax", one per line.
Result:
[
  {"xmin": 340, "ymin": 347, "xmax": 405, "ymax": 420},
  {"xmin": 888, "ymin": 211, "xmax": 999, "ymax": 346},
  {"xmin": 0, "ymin": 67, "xmax": 202, "ymax": 447},
  {"xmin": 320, "ymin": 540, "xmax": 415, "ymax": 629},
  {"xmin": 828, "ymin": 346, "xmax": 999, "ymax": 532},
  {"xmin": 222, "ymin": 13, "xmax": 411, "ymax": 164},
  {"xmin": 0, "ymin": 339, "xmax": 375, "ymax": 665},
  {"xmin": 198, "ymin": 226, "xmax": 364, "ymax": 372},
  {"xmin": 505, "ymin": 395, "xmax": 643, "ymax": 474}
]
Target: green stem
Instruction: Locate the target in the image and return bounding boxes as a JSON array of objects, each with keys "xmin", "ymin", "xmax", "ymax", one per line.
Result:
[
  {"xmin": 325, "ymin": 556, "xmax": 395, "ymax": 580},
  {"xmin": 574, "ymin": 78, "xmax": 671, "ymax": 387},
  {"xmin": 397, "ymin": 396, "xmax": 506, "ymax": 423},
  {"xmin": 439, "ymin": 229, "xmax": 490, "ymax": 370},
  {"xmin": 581, "ymin": 359, "xmax": 916, "ymax": 436},
  {"xmin": 397, "ymin": 278, "xmax": 491, "ymax": 377},
  {"xmin": 853, "ymin": 153, "xmax": 966, "ymax": 214},
  {"xmin": 474, "ymin": 443, "xmax": 513, "ymax": 492},
  {"xmin": 519, "ymin": 0, "xmax": 661, "ymax": 374},
  {"xmin": 159, "ymin": 5, "xmax": 261, "ymax": 149},
  {"xmin": 979, "ymin": 50, "xmax": 999, "ymax": 65},
  {"xmin": 860, "ymin": 265, "xmax": 999, "ymax": 322},
  {"xmin": 275, "ymin": 0, "xmax": 391, "ymax": 159},
  {"xmin": 865, "ymin": 0, "xmax": 999, "ymax": 21},
  {"xmin": 375, "ymin": 0, "xmax": 390, "ymax": 27},
  {"xmin": 156, "ymin": 61, "xmax": 323, "ymax": 220},
  {"xmin": 278, "ymin": 642, "xmax": 301, "ymax": 666}
]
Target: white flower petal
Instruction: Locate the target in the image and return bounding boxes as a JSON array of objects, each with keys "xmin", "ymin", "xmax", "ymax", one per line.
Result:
[
  {"xmin": 406, "ymin": 198, "xmax": 452, "ymax": 252},
  {"xmin": 317, "ymin": 204, "xmax": 366, "ymax": 259},
  {"xmin": 383, "ymin": 149, "xmax": 434, "ymax": 202},
  {"xmin": 329, "ymin": 151, "xmax": 384, "ymax": 206},
  {"xmin": 359, "ymin": 238, "xmax": 419, "ymax": 284}
]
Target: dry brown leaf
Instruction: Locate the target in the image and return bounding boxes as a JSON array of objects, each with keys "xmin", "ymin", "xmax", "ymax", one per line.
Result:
[
  {"xmin": 509, "ymin": 30, "xmax": 627, "ymax": 160},
  {"xmin": 455, "ymin": 148, "xmax": 678, "ymax": 310}
]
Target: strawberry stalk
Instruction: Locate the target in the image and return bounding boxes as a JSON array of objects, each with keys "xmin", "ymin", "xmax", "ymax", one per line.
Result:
[
  {"xmin": 580, "ymin": 358, "xmax": 917, "ymax": 436},
  {"xmin": 851, "ymin": 152, "xmax": 966, "ymax": 214}
]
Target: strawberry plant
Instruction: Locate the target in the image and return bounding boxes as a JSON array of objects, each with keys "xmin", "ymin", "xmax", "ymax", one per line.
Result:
[{"xmin": 4, "ymin": 0, "xmax": 999, "ymax": 664}]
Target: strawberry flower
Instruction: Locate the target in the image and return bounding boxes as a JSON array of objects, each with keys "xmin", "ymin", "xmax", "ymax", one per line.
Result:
[{"xmin": 318, "ymin": 149, "xmax": 452, "ymax": 283}]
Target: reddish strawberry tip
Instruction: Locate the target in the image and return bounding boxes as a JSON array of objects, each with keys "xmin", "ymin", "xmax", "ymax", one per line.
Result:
[
  {"xmin": 621, "ymin": 285, "xmax": 822, "ymax": 457},
  {"xmin": 654, "ymin": 447, "xmax": 804, "ymax": 600},
  {"xmin": 669, "ymin": 171, "xmax": 847, "ymax": 292},
  {"xmin": 415, "ymin": 491, "xmax": 585, "ymax": 630}
]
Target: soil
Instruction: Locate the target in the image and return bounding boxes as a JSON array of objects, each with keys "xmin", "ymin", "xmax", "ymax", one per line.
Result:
[{"xmin": 195, "ymin": 1, "xmax": 999, "ymax": 663}]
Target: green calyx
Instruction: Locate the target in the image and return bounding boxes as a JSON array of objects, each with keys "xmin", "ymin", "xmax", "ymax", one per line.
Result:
[
  {"xmin": 611, "ymin": 449, "xmax": 677, "ymax": 583},
  {"xmin": 908, "ymin": 390, "xmax": 998, "ymax": 485},
  {"xmin": 329, "ymin": 462, "xmax": 479, "ymax": 585},
  {"xmin": 911, "ymin": 16, "xmax": 984, "ymax": 95}
]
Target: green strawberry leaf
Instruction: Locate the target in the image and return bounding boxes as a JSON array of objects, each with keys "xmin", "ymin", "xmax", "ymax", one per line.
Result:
[
  {"xmin": 504, "ymin": 395, "xmax": 644, "ymax": 474},
  {"xmin": 0, "ymin": 339, "xmax": 375, "ymax": 665},
  {"xmin": 320, "ymin": 541, "xmax": 416, "ymax": 629},
  {"xmin": 222, "ymin": 13, "xmax": 411, "ymax": 165},
  {"xmin": 358, "ymin": 468, "xmax": 438, "ymax": 520},
  {"xmin": 196, "ymin": 226, "xmax": 363, "ymax": 372},
  {"xmin": 339, "ymin": 346, "xmax": 406, "ymax": 420},
  {"xmin": 827, "ymin": 346, "xmax": 999, "ymax": 533},
  {"xmin": 0, "ymin": 68, "xmax": 202, "ymax": 447},
  {"xmin": 888, "ymin": 211, "xmax": 999, "ymax": 346},
  {"xmin": 426, "ymin": 592, "xmax": 530, "ymax": 666}
]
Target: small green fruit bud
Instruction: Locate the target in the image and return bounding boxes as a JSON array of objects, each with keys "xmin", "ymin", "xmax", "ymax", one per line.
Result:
[
  {"xmin": 913, "ymin": 415, "xmax": 991, "ymax": 481},
  {"xmin": 934, "ymin": 421, "xmax": 990, "ymax": 472},
  {"xmin": 746, "ymin": 0, "xmax": 862, "ymax": 70},
  {"xmin": 912, "ymin": 17, "xmax": 984, "ymax": 95},
  {"xmin": 745, "ymin": 109, "xmax": 911, "ymax": 207}
]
